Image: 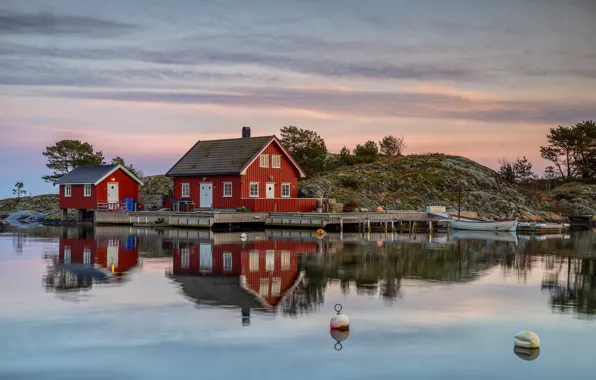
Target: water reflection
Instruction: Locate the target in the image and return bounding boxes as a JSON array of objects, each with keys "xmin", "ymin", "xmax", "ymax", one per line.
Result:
[{"xmin": 35, "ymin": 227, "xmax": 596, "ymax": 321}]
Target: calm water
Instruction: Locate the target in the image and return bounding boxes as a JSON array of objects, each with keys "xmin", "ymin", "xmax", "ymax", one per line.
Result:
[{"xmin": 1, "ymin": 227, "xmax": 595, "ymax": 379}]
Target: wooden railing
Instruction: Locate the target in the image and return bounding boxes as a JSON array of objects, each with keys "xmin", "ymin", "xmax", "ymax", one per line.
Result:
[{"xmin": 97, "ymin": 202, "xmax": 127, "ymax": 211}]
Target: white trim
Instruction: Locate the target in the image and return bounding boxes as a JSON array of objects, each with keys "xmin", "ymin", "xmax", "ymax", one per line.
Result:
[
  {"xmin": 281, "ymin": 183, "xmax": 291, "ymax": 198},
  {"xmin": 223, "ymin": 182, "xmax": 232, "ymax": 197},
  {"xmin": 223, "ymin": 252, "xmax": 233, "ymax": 271},
  {"xmin": 84, "ymin": 184, "xmax": 92, "ymax": 197},
  {"xmin": 93, "ymin": 164, "xmax": 144, "ymax": 186},
  {"xmin": 240, "ymin": 137, "xmax": 306, "ymax": 178},
  {"xmin": 272, "ymin": 154, "xmax": 281, "ymax": 168},
  {"xmin": 64, "ymin": 185, "xmax": 72, "ymax": 197},
  {"xmin": 260, "ymin": 154, "xmax": 269, "ymax": 168},
  {"xmin": 249, "ymin": 182, "xmax": 259, "ymax": 197},
  {"xmin": 181, "ymin": 183, "xmax": 190, "ymax": 198}
]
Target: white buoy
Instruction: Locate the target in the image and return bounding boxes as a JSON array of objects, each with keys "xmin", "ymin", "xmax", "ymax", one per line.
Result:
[
  {"xmin": 330, "ymin": 329, "xmax": 350, "ymax": 351},
  {"xmin": 513, "ymin": 331, "xmax": 540, "ymax": 349},
  {"xmin": 330, "ymin": 304, "xmax": 350, "ymax": 331},
  {"xmin": 514, "ymin": 346, "xmax": 541, "ymax": 361},
  {"xmin": 240, "ymin": 232, "xmax": 247, "ymax": 241}
]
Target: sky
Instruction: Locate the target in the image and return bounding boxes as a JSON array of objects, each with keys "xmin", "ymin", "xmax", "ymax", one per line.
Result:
[{"xmin": 1, "ymin": 0, "xmax": 596, "ymax": 197}]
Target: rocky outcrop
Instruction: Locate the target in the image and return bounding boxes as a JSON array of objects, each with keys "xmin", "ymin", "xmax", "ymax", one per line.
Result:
[
  {"xmin": 549, "ymin": 182, "xmax": 596, "ymax": 216},
  {"xmin": 300, "ymin": 154, "xmax": 586, "ymax": 221}
]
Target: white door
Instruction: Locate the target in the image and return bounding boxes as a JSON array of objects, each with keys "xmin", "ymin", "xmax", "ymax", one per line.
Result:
[
  {"xmin": 266, "ymin": 183, "xmax": 275, "ymax": 199},
  {"xmin": 107, "ymin": 240, "xmax": 119, "ymax": 269},
  {"xmin": 199, "ymin": 243, "xmax": 212, "ymax": 273},
  {"xmin": 200, "ymin": 183, "xmax": 212, "ymax": 208},
  {"xmin": 108, "ymin": 183, "xmax": 119, "ymax": 203}
]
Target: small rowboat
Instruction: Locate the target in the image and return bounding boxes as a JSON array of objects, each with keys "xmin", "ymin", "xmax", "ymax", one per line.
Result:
[{"xmin": 450, "ymin": 218, "xmax": 518, "ymax": 232}]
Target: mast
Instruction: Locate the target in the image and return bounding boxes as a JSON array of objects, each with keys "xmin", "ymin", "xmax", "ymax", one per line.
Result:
[{"xmin": 458, "ymin": 182, "xmax": 461, "ymax": 221}]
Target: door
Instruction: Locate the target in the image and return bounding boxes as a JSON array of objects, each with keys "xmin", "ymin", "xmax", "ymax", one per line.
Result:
[
  {"xmin": 107, "ymin": 240, "xmax": 119, "ymax": 270},
  {"xmin": 199, "ymin": 243, "xmax": 212, "ymax": 273},
  {"xmin": 266, "ymin": 183, "xmax": 275, "ymax": 199},
  {"xmin": 200, "ymin": 183, "xmax": 212, "ymax": 208},
  {"xmin": 108, "ymin": 183, "xmax": 119, "ymax": 203}
]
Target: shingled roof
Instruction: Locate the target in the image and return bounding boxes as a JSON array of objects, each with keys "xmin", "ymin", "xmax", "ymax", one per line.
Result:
[
  {"xmin": 166, "ymin": 136, "xmax": 275, "ymax": 176},
  {"xmin": 54, "ymin": 164, "xmax": 143, "ymax": 185}
]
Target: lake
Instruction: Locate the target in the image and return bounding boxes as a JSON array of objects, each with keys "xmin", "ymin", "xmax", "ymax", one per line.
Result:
[{"xmin": 1, "ymin": 227, "xmax": 595, "ymax": 379}]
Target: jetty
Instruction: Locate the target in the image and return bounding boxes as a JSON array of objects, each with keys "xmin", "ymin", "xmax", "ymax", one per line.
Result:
[{"xmin": 94, "ymin": 210, "xmax": 470, "ymax": 232}]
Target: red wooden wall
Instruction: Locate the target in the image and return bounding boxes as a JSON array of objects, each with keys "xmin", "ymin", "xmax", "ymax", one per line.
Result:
[
  {"xmin": 95, "ymin": 236, "xmax": 139, "ymax": 277},
  {"xmin": 172, "ymin": 239, "xmax": 319, "ymax": 307},
  {"xmin": 59, "ymin": 168, "xmax": 139, "ymax": 210},
  {"xmin": 59, "ymin": 238, "xmax": 97, "ymax": 264}
]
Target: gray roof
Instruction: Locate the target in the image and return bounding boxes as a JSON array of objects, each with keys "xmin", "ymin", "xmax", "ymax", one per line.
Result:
[
  {"xmin": 166, "ymin": 136, "xmax": 273, "ymax": 176},
  {"xmin": 54, "ymin": 165, "xmax": 117, "ymax": 184}
]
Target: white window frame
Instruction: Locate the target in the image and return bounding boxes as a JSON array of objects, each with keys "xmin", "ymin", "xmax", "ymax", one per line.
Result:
[
  {"xmin": 223, "ymin": 252, "xmax": 233, "ymax": 271},
  {"xmin": 181, "ymin": 247, "xmax": 190, "ymax": 269},
  {"xmin": 281, "ymin": 250, "xmax": 291, "ymax": 270},
  {"xmin": 181, "ymin": 183, "xmax": 190, "ymax": 198},
  {"xmin": 249, "ymin": 182, "xmax": 259, "ymax": 197},
  {"xmin": 223, "ymin": 182, "xmax": 232, "ymax": 198},
  {"xmin": 266, "ymin": 250, "xmax": 275, "ymax": 271},
  {"xmin": 260, "ymin": 154, "xmax": 269, "ymax": 168},
  {"xmin": 249, "ymin": 251, "xmax": 259, "ymax": 272},
  {"xmin": 271, "ymin": 277, "xmax": 281, "ymax": 297},
  {"xmin": 64, "ymin": 185, "xmax": 71, "ymax": 197},
  {"xmin": 259, "ymin": 278, "xmax": 269, "ymax": 296},
  {"xmin": 281, "ymin": 183, "xmax": 291, "ymax": 198},
  {"xmin": 84, "ymin": 184, "xmax": 91, "ymax": 197},
  {"xmin": 83, "ymin": 247, "xmax": 91, "ymax": 265},
  {"xmin": 272, "ymin": 155, "xmax": 281, "ymax": 168},
  {"xmin": 64, "ymin": 246, "xmax": 71, "ymax": 264}
]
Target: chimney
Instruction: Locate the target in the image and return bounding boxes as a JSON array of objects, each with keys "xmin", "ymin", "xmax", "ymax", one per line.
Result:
[{"xmin": 242, "ymin": 126, "xmax": 251, "ymax": 138}]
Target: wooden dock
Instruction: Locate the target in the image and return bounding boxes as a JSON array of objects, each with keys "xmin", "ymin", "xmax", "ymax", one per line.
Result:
[{"xmin": 94, "ymin": 210, "xmax": 452, "ymax": 232}]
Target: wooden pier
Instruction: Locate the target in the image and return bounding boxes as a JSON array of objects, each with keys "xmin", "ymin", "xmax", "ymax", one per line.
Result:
[{"xmin": 94, "ymin": 210, "xmax": 452, "ymax": 232}]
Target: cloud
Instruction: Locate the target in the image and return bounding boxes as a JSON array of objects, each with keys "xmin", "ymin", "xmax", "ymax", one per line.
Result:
[
  {"xmin": 53, "ymin": 87, "xmax": 596, "ymax": 124},
  {"xmin": 0, "ymin": 10, "xmax": 137, "ymax": 37}
]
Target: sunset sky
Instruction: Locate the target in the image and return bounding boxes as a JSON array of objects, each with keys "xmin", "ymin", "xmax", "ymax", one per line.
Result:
[{"xmin": 1, "ymin": 0, "xmax": 596, "ymax": 197}]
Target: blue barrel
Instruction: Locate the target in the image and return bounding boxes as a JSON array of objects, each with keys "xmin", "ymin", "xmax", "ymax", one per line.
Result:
[{"xmin": 123, "ymin": 198, "xmax": 134, "ymax": 211}]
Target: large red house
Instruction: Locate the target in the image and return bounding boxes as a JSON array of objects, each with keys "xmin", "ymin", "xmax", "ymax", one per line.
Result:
[
  {"xmin": 170, "ymin": 235, "xmax": 320, "ymax": 325},
  {"xmin": 165, "ymin": 127, "xmax": 316, "ymax": 212},
  {"xmin": 54, "ymin": 164, "xmax": 143, "ymax": 219}
]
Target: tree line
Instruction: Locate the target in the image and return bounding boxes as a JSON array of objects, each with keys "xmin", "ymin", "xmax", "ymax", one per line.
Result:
[{"xmin": 498, "ymin": 120, "xmax": 596, "ymax": 184}]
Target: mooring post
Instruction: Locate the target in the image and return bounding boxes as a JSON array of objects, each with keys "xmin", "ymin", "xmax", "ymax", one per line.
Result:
[
  {"xmin": 429, "ymin": 221, "xmax": 433, "ymax": 234},
  {"xmin": 391, "ymin": 220, "xmax": 395, "ymax": 233},
  {"xmin": 367, "ymin": 219, "xmax": 371, "ymax": 233},
  {"xmin": 340, "ymin": 218, "xmax": 344, "ymax": 233}
]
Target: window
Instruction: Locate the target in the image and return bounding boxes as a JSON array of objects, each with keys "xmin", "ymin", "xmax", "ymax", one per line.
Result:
[
  {"xmin": 249, "ymin": 182, "xmax": 259, "ymax": 197},
  {"xmin": 64, "ymin": 246, "xmax": 71, "ymax": 264},
  {"xmin": 281, "ymin": 250, "xmax": 291, "ymax": 270},
  {"xmin": 64, "ymin": 185, "xmax": 71, "ymax": 197},
  {"xmin": 271, "ymin": 277, "xmax": 281, "ymax": 297},
  {"xmin": 181, "ymin": 183, "xmax": 190, "ymax": 198},
  {"xmin": 181, "ymin": 248, "xmax": 190, "ymax": 269},
  {"xmin": 281, "ymin": 183, "xmax": 291, "ymax": 198},
  {"xmin": 83, "ymin": 184, "xmax": 91, "ymax": 197},
  {"xmin": 272, "ymin": 155, "xmax": 281, "ymax": 168},
  {"xmin": 249, "ymin": 251, "xmax": 259, "ymax": 272},
  {"xmin": 260, "ymin": 154, "xmax": 269, "ymax": 168},
  {"xmin": 83, "ymin": 247, "xmax": 91, "ymax": 265},
  {"xmin": 223, "ymin": 252, "xmax": 232, "ymax": 271},
  {"xmin": 266, "ymin": 250, "xmax": 275, "ymax": 271},
  {"xmin": 223, "ymin": 182, "xmax": 232, "ymax": 197},
  {"xmin": 259, "ymin": 278, "xmax": 269, "ymax": 296}
]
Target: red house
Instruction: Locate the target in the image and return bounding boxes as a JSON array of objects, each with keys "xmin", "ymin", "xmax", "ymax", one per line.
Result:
[
  {"xmin": 166, "ymin": 127, "xmax": 316, "ymax": 212},
  {"xmin": 54, "ymin": 164, "xmax": 143, "ymax": 219},
  {"xmin": 170, "ymin": 236, "xmax": 319, "ymax": 325}
]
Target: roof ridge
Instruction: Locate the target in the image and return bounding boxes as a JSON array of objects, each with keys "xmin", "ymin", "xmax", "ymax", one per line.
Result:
[{"xmin": 196, "ymin": 135, "xmax": 273, "ymax": 143}]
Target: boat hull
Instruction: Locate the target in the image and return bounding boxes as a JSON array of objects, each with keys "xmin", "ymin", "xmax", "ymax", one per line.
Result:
[{"xmin": 450, "ymin": 218, "xmax": 518, "ymax": 232}]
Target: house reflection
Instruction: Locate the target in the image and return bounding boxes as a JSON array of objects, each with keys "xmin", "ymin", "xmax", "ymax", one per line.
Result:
[
  {"xmin": 43, "ymin": 227, "xmax": 139, "ymax": 295},
  {"xmin": 169, "ymin": 234, "xmax": 321, "ymax": 325}
]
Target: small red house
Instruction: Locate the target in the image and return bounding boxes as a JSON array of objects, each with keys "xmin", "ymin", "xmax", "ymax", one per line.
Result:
[
  {"xmin": 165, "ymin": 127, "xmax": 316, "ymax": 212},
  {"xmin": 54, "ymin": 164, "xmax": 143, "ymax": 218}
]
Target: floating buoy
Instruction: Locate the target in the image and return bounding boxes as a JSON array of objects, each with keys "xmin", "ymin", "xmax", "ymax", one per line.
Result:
[
  {"xmin": 330, "ymin": 328, "xmax": 350, "ymax": 351},
  {"xmin": 376, "ymin": 207, "xmax": 383, "ymax": 212},
  {"xmin": 240, "ymin": 232, "xmax": 247, "ymax": 241},
  {"xmin": 330, "ymin": 304, "xmax": 350, "ymax": 331},
  {"xmin": 514, "ymin": 346, "xmax": 540, "ymax": 361},
  {"xmin": 316, "ymin": 229, "xmax": 326, "ymax": 239},
  {"xmin": 513, "ymin": 331, "xmax": 540, "ymax": 349}
]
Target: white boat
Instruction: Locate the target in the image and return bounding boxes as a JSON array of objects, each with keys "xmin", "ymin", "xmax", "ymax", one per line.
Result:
[
  {"xmin": 450, "ymin": 218, "xmax": 518, "ymax": 232},
  {"xmin": 449, "ymin": 230, "xmax": 518, "ymax": 244}
]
